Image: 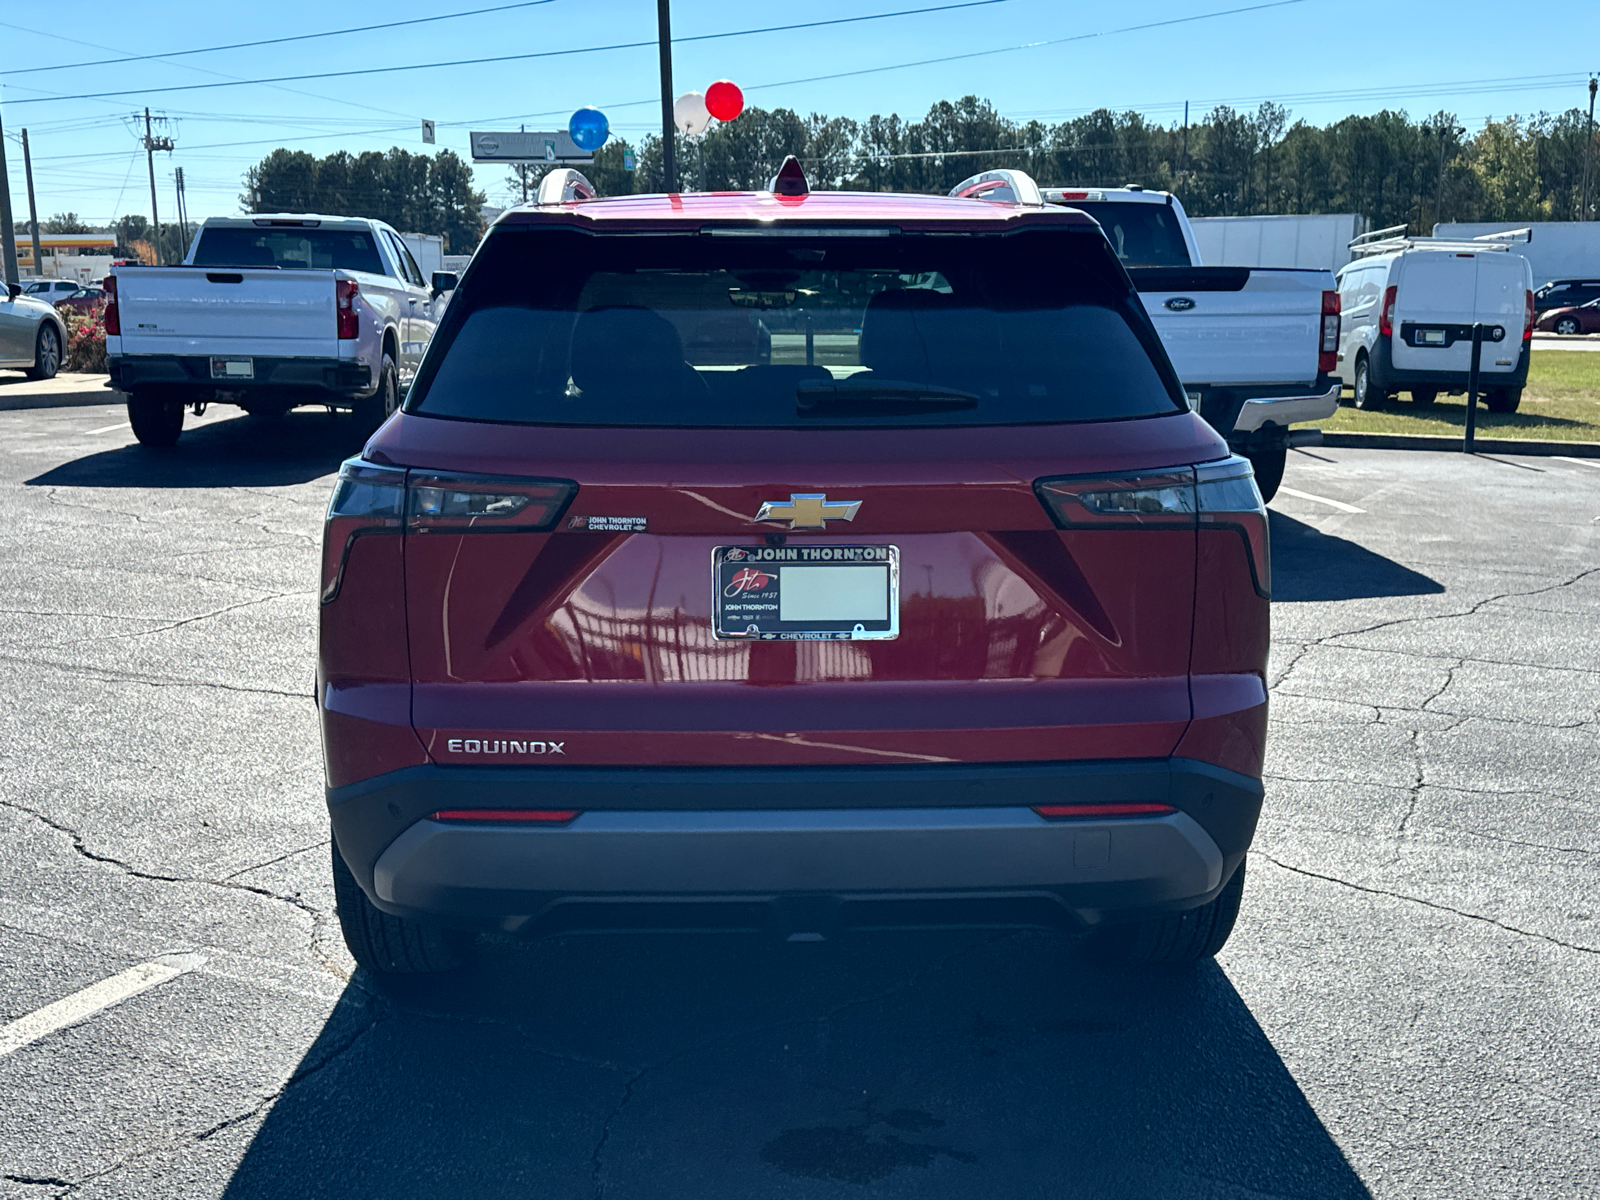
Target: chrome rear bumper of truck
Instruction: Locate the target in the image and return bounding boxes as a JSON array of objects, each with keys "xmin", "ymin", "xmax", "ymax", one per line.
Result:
[{"xmin": 1232, "ymin": 384, "xmax": 1341, "ymax": 432}]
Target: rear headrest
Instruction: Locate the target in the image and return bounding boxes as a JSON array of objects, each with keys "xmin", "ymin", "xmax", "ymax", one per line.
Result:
[
  {"xmin": 859, "ymin": 289, "xmax": 953, "ymax": 380},
  {"xmin": 570, "ymin": 306, "xmax": 690, "ymax": 395}
]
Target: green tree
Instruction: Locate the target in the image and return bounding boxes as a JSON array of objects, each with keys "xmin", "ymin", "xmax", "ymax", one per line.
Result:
[{"xmin": 43, "ymin": 212, "xmax": 92, "ymax": 233}]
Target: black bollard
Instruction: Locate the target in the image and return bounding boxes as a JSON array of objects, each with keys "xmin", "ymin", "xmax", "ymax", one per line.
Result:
[{"xmin": 1463, "ymin": 322, "xmax": 1483, "ymax": 454}]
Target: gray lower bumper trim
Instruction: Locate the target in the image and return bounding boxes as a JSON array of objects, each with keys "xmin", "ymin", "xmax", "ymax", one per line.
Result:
[{"xmin": 371, "ymin": 807, "xmax": 1225, "ymax": 921}]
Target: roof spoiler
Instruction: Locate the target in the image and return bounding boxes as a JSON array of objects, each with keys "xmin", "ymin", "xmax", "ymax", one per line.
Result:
[
  {"xmin": 535, "ymin": 169, "xmax": 597, "ymax": 206},
  {"xmin": 948, "ymin": 169, "xmax": 1044, "ymax": 207}
]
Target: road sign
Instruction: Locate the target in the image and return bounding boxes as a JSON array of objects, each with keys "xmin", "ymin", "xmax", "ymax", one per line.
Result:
[
  {"xmin": 470, "ymin": 130, "xmax": 591, "ymax": 164},
  {"xmin": 421, "ymin": 120, "xmax": 436, "ymax": 145}
]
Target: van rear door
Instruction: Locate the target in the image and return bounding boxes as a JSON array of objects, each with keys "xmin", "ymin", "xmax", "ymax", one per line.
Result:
[{"xmin": 1391, "ymin": 250, "xmax": 1523, "ymax": 376}]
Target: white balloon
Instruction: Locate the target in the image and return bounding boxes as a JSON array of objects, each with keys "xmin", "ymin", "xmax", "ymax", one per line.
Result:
[{"xmin": 673, "ymin": 91, "xmax": 711, "ymax": 138}]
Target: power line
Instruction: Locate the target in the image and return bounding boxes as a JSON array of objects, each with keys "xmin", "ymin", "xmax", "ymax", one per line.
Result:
[
  {"xmin": 0, "ymin": 0, "xmax": 560, "ymax": 77},
  {"xmin": 1, "ymin": 0, "xmax": 1025, "ymax": 106}
]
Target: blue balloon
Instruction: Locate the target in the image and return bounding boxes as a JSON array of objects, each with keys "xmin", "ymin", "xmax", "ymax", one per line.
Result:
[{"xmin": 568, "ymin": 107, "xmax": 609, "ymax": 152}]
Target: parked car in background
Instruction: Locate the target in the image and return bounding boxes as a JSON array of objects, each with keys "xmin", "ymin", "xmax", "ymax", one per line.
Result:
[
  {"xmin": 22, "ymin": 279, "xmax": 85, "ymax": 302},
  {"xmin": 1335, "ymin": 227, "xmax": 1535, "ymax": 412},
  {"xmin": 321, "ymin": 162, "xmax": 1270, "ymax": 976},
  {"xmin": 1533, "ymin": 278, "xmax": 1600, "ymax": 315},
  {"xmin": 1536, "ymin": 298, "xmax": 1600, "ymax": 336},
  {"xmin": 54, "ymin": 285, "xmax": 106, "ymax": 315},
  {"xmin": 1024, "ymin": 180, "xmax": 1338, "ymax": 501},
  {"xmin": 0, "ymin": 281, "xmax": 67, "ymax": 380},
  {"xmin": 106, "ymin": 214, "xmax": 459, "ymax": 448}
]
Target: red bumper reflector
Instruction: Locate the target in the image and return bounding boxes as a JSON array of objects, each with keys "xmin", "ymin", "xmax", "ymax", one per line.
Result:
[
  {"xmin": 1032, "ymin": 803, "xmax": 1175, "ymax": 819},
  {"xmin": 430, "ymin": 809, "xmax": 580, "ymax": 824}
]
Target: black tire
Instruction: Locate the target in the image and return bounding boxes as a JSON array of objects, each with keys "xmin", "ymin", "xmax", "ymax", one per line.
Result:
[
  {"xmin": 350, "ymin": 351, "xmax": 399, "ymax": 437},
  {"xmin": 1351, "ymin": 354, "xmax": 1385, "ymax": 411},
  {"xmin": 1554, "ymin": 317, "xmax": 1580, "ymax": 336},
  {"xmin": 126, "ymin": 392, "xmax": 184, "ymax": 448},
  {"xmin": 24, "ymin": 321, "xmax": 61, "ymax": 381},
  {"xmin": 1244, "ymin": 446, "xmax": 1286, "ymax": 503},
  {"xmin": 1410, "ymin": 388, "xmax": 1437, "ymax": 406},
  {"xmin": 1093, "ymin": 859, "xmax": 1247, "ymax": 965},
  {"xmin": 331, "ymin": 838, "xmax": 461, "ymax": 974},
  {"xmin": 1484, "ymin": 387, "xmax": 1522, "ymax": 414}
]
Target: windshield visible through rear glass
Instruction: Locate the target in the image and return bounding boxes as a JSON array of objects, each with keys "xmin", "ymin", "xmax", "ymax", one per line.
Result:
[
  {"xmin": 191, "ymin": 227, "xmax": 384, "ymax": 273},
  {"xmin": 408, "ymin": 227, "xmax": 1181, "ymax": 429},
  {"xmin": 1061, "ymin": 202, "xmax": 1191, "ymax": 268}
]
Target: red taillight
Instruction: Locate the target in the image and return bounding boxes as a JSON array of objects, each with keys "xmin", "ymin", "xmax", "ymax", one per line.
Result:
[
  {"xmin": 336, "ymin": 278, "xmax": 360, "ymax": 339},
  {"xmin": 431, "ymin": 810, "xmax": 579, "ymax": 824},
  {"xmin": 1034, "ymin": 803, "xmax": 1175, "ymax": 819},
  {"xmin": 321, "ymin": 459, "xmax": 405, "ymax": 602},
  {"xmin": 1056, "ymin": 190, "xmax": 1089, "ymax": 200},
  {"xmin": 407, "ymin": 472, "xmax": 576, "ymax": 532},
  {"xmin": 321, "ymin": 460, "xmax": 579, "ymax": 602},
  {"xmin": 1524, "ymin": 289, "xmax": 1534, "ymax": 343},
  {"xmin": 102, "ymin": 275, "xmax": 120, "ymax": 335},
  {"xmin": 1319, "ymin": 289, "xmax": 1341, "ymax": 374},
  {"xmin": 1379, "ymin": 285, "xmax": 1397, "ymax": 339},
  {"xmin": 1035, "ymin": 457, "xmax": 1269, "ymax": 599}
]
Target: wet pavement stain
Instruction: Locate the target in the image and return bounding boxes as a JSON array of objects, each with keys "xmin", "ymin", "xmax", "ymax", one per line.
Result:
[{"xmin": 760, "ymin": 1110, "xmax": 976, "ymax": 1184}]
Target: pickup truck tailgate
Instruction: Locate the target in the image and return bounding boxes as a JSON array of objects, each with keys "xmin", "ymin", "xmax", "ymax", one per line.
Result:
[
  {"xmin": 1129, "ymin": 266, "xmax": 1329, "ymax": 390},
  {"xmin": 114, "ymin": 267, "xmax": 339, "ymax": 357}
]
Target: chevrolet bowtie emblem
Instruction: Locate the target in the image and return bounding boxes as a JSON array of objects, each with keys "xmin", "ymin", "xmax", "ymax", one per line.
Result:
[{"xmin": 754, "ymin": 493, "xmax": 862, "ymax": 530}]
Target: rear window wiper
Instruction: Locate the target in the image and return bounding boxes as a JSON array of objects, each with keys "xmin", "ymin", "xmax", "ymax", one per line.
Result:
[{"xmin": 795, "ymin": 378, "xmax": 979, "ymax": 415}]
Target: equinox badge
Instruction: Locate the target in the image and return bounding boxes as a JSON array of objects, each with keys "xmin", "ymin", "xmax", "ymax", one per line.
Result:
[{"xmin": 754, "ymin": 493, "xmax": 861, "ymax": 530}]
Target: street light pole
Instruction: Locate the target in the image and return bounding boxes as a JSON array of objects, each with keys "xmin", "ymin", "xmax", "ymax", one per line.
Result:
[
  {"xmin": 1583, "ymin": 77, "xmax": 1597, "ymax": 221},
  {"xmin": 657, "ymin": 0, "xmax": 676, "ymax": 192},
  {"xmin": 0, "ymin": 115, "xmax": 20, "ymax": 289},
  {"xmin": 21, "ymin": 129, "xmax": 43, "ymax": 279}
]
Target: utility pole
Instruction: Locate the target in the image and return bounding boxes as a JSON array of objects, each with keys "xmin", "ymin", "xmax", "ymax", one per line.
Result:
[
  {"xmin": 21, "ymin": 130, "xmax": 43, "ymax": 279},
  {"xmin": 0, "ymin": 115, "xmax": 20, "ymax": 289},
  {"xmin": 142, "ymin": 108, "xmax": 175, "ymax": 264},
  {"xmin": 1583, "ymin": 77, "xmax": 1598, "ymax": 221},
  {"xmin": 657, "ymin": 0, "xmax": 676, "ymax": 192},
  {"xmin": 174, "ymin": 167, "xmax": 189, "ymax": 249}
]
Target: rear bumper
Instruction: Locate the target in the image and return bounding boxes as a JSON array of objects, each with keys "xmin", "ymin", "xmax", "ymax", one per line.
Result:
[
  {"xmin": 328, "ymin": 757, "xmax": 1262, "ymax": 934},
  {"xmin": 108, "ymin": 354, "xmax": 372, "ymax": 398},
  {"xmin": 1370, "ymin": 337, "xmax": 1531, "ymax": 391}
]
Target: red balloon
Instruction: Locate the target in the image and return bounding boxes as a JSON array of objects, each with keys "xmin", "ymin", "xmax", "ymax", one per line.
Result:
[{"xmin": 705, "ymin": 79, "xmax": 744, "ymax": 122}]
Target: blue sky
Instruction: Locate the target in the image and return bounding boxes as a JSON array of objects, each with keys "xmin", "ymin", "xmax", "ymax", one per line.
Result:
[{"xmin": 2, "ymin": 0, "xmax": 1594, "ymax": 224}]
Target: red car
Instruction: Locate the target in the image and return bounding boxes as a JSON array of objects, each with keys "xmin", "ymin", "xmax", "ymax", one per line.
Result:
[
  {"xmin": 320, "ymin": 162, "xmax": 1271, "ymax": 974},
  {"xmin": 1536, "ymin": 298, "xmax": 1600, "ymax": 336}
]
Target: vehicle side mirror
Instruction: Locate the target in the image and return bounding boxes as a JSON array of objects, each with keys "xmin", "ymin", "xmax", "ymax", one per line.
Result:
[
  {"xmin": 5, "ymin": 283, "xmax": 19, "ymax": 301},
  {"xmin": 430, "ymin": 271, "xmax": 458, "ymax": 298}
]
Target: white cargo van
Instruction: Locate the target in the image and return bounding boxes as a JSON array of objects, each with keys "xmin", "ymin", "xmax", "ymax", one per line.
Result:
[{"xmin": 1334, "ymin": 227, "xmax": 1534, "ymax": 412}]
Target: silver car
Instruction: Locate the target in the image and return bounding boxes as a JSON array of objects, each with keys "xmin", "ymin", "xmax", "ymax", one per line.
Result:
[{"xmin": 0, "ymin": 282, "xmax": 67, "ymax": 380}]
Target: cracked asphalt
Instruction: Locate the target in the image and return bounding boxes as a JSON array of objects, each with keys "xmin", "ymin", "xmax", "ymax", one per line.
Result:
[{"xmin": 0, "ymin": 400, "xmax": 1596, "ymax": 1199}]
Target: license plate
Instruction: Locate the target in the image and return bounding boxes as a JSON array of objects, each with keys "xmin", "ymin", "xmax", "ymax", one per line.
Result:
[
  {"xmin": 1418, "ymin": 329, "xmax": 1446, "ymax": 346},
  {"xmin": 210, "ymin": 357, "xmax": 254, "ymax": 379},
  {"xmin": 712, "ymin": 545, "xmax": 899, "ymax": 641}
]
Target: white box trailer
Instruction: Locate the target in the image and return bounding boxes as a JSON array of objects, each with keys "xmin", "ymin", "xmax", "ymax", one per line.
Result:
[
  {"xmin": 1189, "ymin": 214, "xmax": 1369, "ymax": 274},
  {"xmin": 1433, "ymin": 222, "xmax": 1600, "ymax": 289},
  {"xmin": 400, "ymin": 233, "xmax": 445, "ymax": 280}
]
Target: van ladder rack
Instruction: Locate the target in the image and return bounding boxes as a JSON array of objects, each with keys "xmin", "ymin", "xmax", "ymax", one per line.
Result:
[{"xmin": 1348, "ymin": 225, "xmax": 1532, "ymax": 259}]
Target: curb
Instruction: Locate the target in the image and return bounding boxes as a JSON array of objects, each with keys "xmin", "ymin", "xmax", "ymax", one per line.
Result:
[
  {"xmin": 1317, "ymin": 431, "xmax": 1600, "ymax": 458},
  {"xmin": 0, "ymin": 386, "xmax": 123, "ymax": 413}
]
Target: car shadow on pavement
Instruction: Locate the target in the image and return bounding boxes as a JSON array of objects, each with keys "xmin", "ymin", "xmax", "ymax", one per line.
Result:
[
  {"xmin": 1271, "ymin": 510, "xmax": 1444, "ymax": 602},
  {"xmin": 219, "ymin": 932, "xmax": 1372, "ymax": 1199},
  {"xmin": 24, "ymin": 410, "xmax": 358, "ymax": 490}
]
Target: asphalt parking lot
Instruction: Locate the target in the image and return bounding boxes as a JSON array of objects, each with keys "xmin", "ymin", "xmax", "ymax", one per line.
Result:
[{"xmin": 0, "ymin": 399, "xmax": 1596, "ymax": 1199}]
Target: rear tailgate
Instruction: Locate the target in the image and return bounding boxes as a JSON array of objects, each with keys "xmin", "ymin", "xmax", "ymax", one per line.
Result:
[
  {"xmin": 1130, "ymin": 265, "xmax": 1330, "ymax": 390},
  {"xmin": 112, "ymin": 266, "xmax": 341, "ymax": 357}
]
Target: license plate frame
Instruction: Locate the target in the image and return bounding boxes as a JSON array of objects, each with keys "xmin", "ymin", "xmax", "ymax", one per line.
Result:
[
  {"xmin": 1417, "ymin": 328, "xmax": 1446, "ymax": 346},
  {"xmin": 210, "ymin": 357, "xmax": 254, "ymax": 380},
  {"xmin": 711, "ymin": 545, "xmax": 899, "ymax": 641}
]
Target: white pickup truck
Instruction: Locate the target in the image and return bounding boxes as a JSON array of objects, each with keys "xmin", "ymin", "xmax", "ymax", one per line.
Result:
[
  {"xmin": 1038, "ymin": 186, "xmax": 1340, "ymax": 499},
  {"xmin": 106, "ymin": 215, "xmax": 458, "ymax": 447},
  {"xmin": 922, "ymin": 181, "xmax": 1331, "ymax": 499}
]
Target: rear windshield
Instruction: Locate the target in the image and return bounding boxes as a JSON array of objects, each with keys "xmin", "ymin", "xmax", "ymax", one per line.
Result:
[
  {"xmin": 191, "ymin": 227, "xmax": 384, "ymax": 273},
  {"xmin": 1059, "ymin": 202, "xmax": 1191, "ymax": 268},
  {"xmin": 408, "ymin": 226, "xmax": 1181, "ymax": 429}
]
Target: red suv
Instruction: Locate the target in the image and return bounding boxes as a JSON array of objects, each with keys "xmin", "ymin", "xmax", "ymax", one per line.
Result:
[{"xmin": 320, "ymin": 164, "xmax": 1270, "ymax": 974}]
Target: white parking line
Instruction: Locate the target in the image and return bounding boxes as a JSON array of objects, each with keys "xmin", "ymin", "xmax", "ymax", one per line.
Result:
[
  {"xmin": 84, "ymin": 422, "xmax": 130, "ymax": 435},
  {"xmin": 0, "ymin": 953, "xmax": 204, "ymax": 1058},
  {"xmin": 1553, "ymin": 456, "xmax": 1600, "ymax": 471},
  {"xmin": 1275, "ymin": 486, "xmax": 1367, "ymax": 514}
]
